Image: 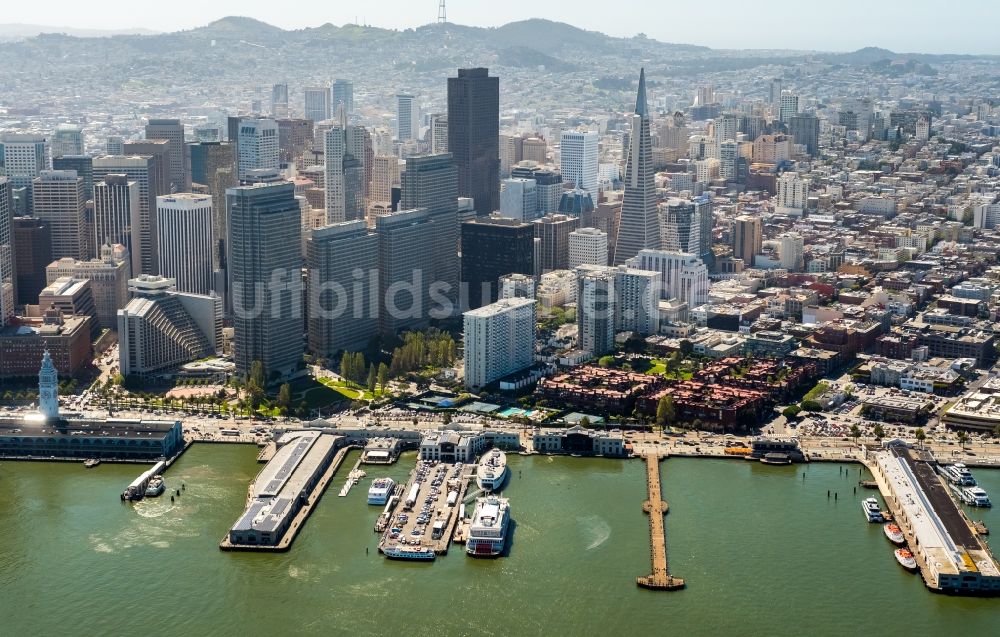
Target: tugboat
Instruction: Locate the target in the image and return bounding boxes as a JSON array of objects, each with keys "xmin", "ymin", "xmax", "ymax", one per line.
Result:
[
  {"xmin": 144, "ymin": 475, "xmax": 166, "ymax": 498},
  {"xmin": 883, "ymin": 523, "xmax": 905, "ymax": 545},
  {"xmin": 895, "ymin": 548, "xmax": 918, "ymax": 572},
  {"xmin": 83, "ymin": 458, "xmax": 101, "ymax": 468}
]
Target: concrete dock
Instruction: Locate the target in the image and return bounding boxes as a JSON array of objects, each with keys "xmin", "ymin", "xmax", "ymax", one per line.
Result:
[
  {"xmin": 637, "ymin": 454, "xmax": 685, "ymax": 591},
  {"xmin": 866, "ymin": 445, "xmax": 1000, "ymax": 595},
  {"xmin": 377, "ymin": 459, "xmax": 473, "ymax": 557}
]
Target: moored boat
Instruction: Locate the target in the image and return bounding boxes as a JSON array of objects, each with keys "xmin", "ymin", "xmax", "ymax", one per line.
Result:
[
  {"xmin": 83, "ymin": 458, "xmax": 100, "ymax": 468},
  {"xmin": 367, "ymin": 477, "xmax": 396, "ymax": 505},
  {"xmin": 476, "ymin": 449, "xmax": 509, "ymax": 492},
  {"xmin": 466, "ymin": 495, "xmax": 510, "ymax": 557},
  {"xmin": 382, "ymin": 545, "xmax": 436, "ymax": 561},
  {"xmin": 883, "ymin": 523, "xmax": 905, "ymax": 545},
  {"xmin": 953, "ymin": 485, "xmax": 992, "ymax": 508},
  {"xmin": 895, "ymin": 548, "xmax": 917, "ymax": 572},
  {"xmin": 862, "ymin": 497, "xmax": 884, "ymax": 523},
  {"xmin": 144, "ymin": 475, "xmax": 165, "ymax": 498}
]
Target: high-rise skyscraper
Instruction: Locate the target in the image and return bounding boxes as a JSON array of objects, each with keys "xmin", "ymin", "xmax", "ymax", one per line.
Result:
[
  {"xmin": 324, "ymin": 113, "xmax": 367, "ymax": 224},
  {"xmin": 788, "ymin": 114, "xmax": 820, "ymax": 157},
  {"xmin": 779, "ymin": 93, "xmax": 799, "ymax": 124},
  {"xmin": 50, "ymin": 124, "xmax": 83, "ymax": 158},
  {"xmin": 0, "ymin": 177, "xmax": 13, "ymax": 325},
  {"xmin": 769, "ymin": 78, "xmax": 783, "ymax": 109},
  {"xmin": 400, "ymin": 154, "xmax": 460, "ymax": 305},
  {"xmin": 533, "ymin": 213, "xmax": 579, "ymax": 272},
  {"xmin": 614, "ymin": 69, "xmax": 660, "ymax": 265},
  {"xmin": 93, "ymin": 174, "xmax": 140, "ymax": 274},
  {"xmin": 13, "ymin": 216, "xmax": 51, "ymax": 305},
  {"xmin": 271, "ymin": 83, "xmax": 289, "ymax": 119},
  {"xmin": 156, "ymin": 194, "xmax": 214, "ymax": 295},
  {"xmin": 568, "ymin": 227, "xmax": 608, "ymax": 270},
  {"xmin": 500, "ymin": 178, "xmax": 538, "ymax": 222},
  {"xmin": 332, "ymin": 79, "xmax": 354, "ymax": 114},
  {"xmin": 732, "ymin": 215, "xmax": 762, "ymax": 264},
  {"xmin": 186, "ymin": 141, "xmax": 237, "ymax": 273},
  {"xmin": 0, "ymin": 134, "xmax": 49, "ymax": 209},
  {"xmin": 659, "ymin": 196, "xmax": 713, "ymax": 268},
  {"xmin": 236, "ymin": 118, "xmax": 279, "ymax": 181},
  {"xmin": 52, "ymin": 155, "xmax": 94, "ymax": 202},
  {"xmin": 577, "ymin": 269, "xmax": 615, "ymax": 356},
  {"xmin": 463, "ymin": 297, "xmax": 536, "ymax": 390},
  {"xmin": 106, "ymin": 136, "xmax": 125, "ymax": 155},
  {"xmin": 375, "ymin": 207, "xmax": 437, "ymax": 337},
  {"xmin": 559, "ymin": 131, "xmax": 599, "ymax": 195},
  {"xmin": 307, "ymin": 220, "xmax": 378, "ymax": 356},
  {"xmin": 227, "ymin": 182, "xmax": 303, "ymax": 381},
  {"xmin": 32, "ymin": 170, "xmax": 87, "ymax": 261},
  {"xmin": 430, "ymin": 114, "xmax": 448, "ymax": 154},
  {"xmin": 448, "ymin": 68, "xmax": 499, "ymax": 216},
  {"xmin": 304, "ymin": 86, "xmax": 331, "ymax": 122},
  {"xmin": 461, "ymin": 215, "xmax": 535, "ymax": 309},
  {"xmin": 396, "ymin": 93, "xmax": 417, "ymax": 141},
  {"xmin": 93, "ymin": 154, "xmax": 163, "ymax": 275},
  {"xmin": 145, "ymin": 119, "xmax": 186, "ymax": 190}
]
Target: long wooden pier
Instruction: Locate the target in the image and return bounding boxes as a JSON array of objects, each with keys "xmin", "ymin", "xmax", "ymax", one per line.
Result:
[{"xmin": 637, "ymin": 454, "xmax": 685, "ymax": 591}]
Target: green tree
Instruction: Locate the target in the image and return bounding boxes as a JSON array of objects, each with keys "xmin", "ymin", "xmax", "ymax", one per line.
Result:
[
  {"xmin": 249, "ymin": 360, "xmax": 265, "ymax": 389},
  {"xmin": 801, "ymin": 400, "xmax": 823, "ymax": 412},
  {"xmin": 656, "ymin": 395, "xmax": 675, "ymax": 426},
  {"xmin": 277, "ymin": 383, "xmax": 292, "ymax": 411},
  {"xmin": 873, "ymin": 424, "xmax": 885, "ymax": 441},
  {"xmin": 993, "ymin": 424, "xmax": 1000, "ymax": 439},
  {"xmin": 295, "ymin": 401, "xmax": 309, "ymax": 419},
  {"xmin": 366, "ymin": 364, "xmax": 377, "ymax": 393},
  {"xmin": 850, "ymin": 424, "xmax": 861, "ymax": 443},
  {"xmin": 377, "ymin": 362, "xmax": 389, "ymax": 392},
  {"xmin": 957, "ymin": 430, "xmax": 969, "ymax": 449},
  {"xmin": 782, "ymin": 405, "xmax": 802, "ymax": 419},
  {"xmin": 598, "ymin": 355, "xmax": 615, "ymax": 368},
  {"xmin": 914, "ymin": 427, "xmax": 926, "ymax": 449}
]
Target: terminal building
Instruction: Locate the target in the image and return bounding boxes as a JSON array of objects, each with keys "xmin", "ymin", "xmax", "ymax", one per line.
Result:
[
  {"xmin": 531, "ymin": 425, "xmax": 626, "ymax": 457},
  {"xmin": 418, "ymin": 429, "xmax": 520, "ymax": 463},
  {"xmin": 0, "ymin": 351, "xmax": 183, "ymax": 460},
  {"xmin": 227, "ymin": 430, "xmax": 341, "ymax": 547}
]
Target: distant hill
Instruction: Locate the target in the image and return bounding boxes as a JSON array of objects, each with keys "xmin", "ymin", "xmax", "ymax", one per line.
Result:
[{"xmin": 0, "ymin": 23, "xmax": 160, "ymax": 40}]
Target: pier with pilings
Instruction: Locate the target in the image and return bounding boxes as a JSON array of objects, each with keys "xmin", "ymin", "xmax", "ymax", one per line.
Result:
[{"xmin": 637, "ymin": 454, "xmax": 685, "ymax": 591}]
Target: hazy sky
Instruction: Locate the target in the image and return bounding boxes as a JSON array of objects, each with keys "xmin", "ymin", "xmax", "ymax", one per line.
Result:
[{"xmin": 6, "ymin": 0, "xmax": 1000, "ymax": 54}]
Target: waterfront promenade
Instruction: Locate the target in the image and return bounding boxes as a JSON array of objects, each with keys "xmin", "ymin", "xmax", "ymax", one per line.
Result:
[{"xmin": 637, "ymin": 454, "xmax": 684, "ymax": 591}]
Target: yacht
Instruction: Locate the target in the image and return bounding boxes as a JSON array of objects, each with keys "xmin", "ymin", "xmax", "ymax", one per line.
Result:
[
  {"xmin": 367, "ymin": 478, "xmax": 396, "ymax": 505},
  {"xmin": 466, "ymin": 495, "xmax": 510, "ymax": 557},
  {"xmin": 862, "ymin": 497, "xmax": 884, "ymax": 523},
  {"xmin": 941, "ymin": 463, "xmax": 976, "ymax": 486},
  {"xmin": 883, "ymin": 523, "xmax": 905, "ymax": 545},
  {"xmin": 382, "ymin": 545, "xmax": 435, "ymax": 561},
  {"xmin": 476, "ymin": 449, "xmax": 509, "ymax": 492},
  {"xmin": 144, "ymin": 475, "xmax": 165, "ymax": 498},
  {"xmin": 83, "ymin": 459, "xmax": 100, "ymax": 468},
  {"xmin": 895, "ymin": 548, "xmax": 918, "ymax": 572},
  {"xmin": 954, "ymin": 486, "xmax": 992, "ymax": 508}
]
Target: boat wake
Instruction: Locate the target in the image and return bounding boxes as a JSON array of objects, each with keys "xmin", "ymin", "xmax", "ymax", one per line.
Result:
[{"xmin": 579, "ymin": 514, "xmax": 611, "ymax": 550}]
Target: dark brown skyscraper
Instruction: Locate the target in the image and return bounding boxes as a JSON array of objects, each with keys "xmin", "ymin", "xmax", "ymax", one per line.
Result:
[{"xmin": 447, "ymin": 68, "xmax": 499, "ymax": 217}]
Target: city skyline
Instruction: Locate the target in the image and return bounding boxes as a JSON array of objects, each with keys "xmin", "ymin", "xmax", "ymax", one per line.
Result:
[{"xmin": 2, "ymin": 1, "xmax": 1000, "ymax": 55}]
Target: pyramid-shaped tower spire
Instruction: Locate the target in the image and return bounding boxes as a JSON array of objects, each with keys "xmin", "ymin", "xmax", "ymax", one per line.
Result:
[{"xmin": 635, "ymin": 67, "xmax": 648, "ymax": 117}]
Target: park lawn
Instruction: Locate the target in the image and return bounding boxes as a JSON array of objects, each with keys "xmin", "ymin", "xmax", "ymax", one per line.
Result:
[
  {"xmin": 314, "ymin": 376, "xmax": 380, "ymax": 401},
  {"xmin": 290, "ymin": 377, "xmax": 350, "ymax": 408}
]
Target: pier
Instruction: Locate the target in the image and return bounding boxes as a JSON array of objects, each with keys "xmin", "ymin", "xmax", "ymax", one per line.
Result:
[
  {"xmin": 221, "ymin": 432, "xmax": 347, "ymax": 552},
  {"xmin": 377, "ymin": 459, "xmax": 474, "ymax": 557},
  {"xmin": 866, "ymin": 445, "xmax": 1000, "ymax": 595},
  {"xmin": 637, "ymin": 454, "xmax": 685, "ymax": 591}
]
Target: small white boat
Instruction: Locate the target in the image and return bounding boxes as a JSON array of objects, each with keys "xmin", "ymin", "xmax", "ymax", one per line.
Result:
[
  {"xmin": 83, "ymin": 459, "xmax": 100, "ymax": 468},
  {"xmin": 144, "ymin": 475, "xmax": 165, "ymax": 498},
  {"xmin": 895, "ymin": 548, "xmax": 917, "ymax": 572},
  {"xmin": 382, "ymin": 545, "xmax": 435, "ymax": 561},
  {"xmin": 862, "ymin": 497, "xmax": 884, "ymax": 523},
  {"xmin": 883, "ymin": 523, "xmax": 905, "ymax": 546}
]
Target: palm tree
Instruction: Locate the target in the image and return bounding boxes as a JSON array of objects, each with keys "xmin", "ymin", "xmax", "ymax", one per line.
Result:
[
  {"xmin": 957, "ymin": 430, "xmax": 969, "ymax": 450},
  {"xmin": 850, "ymin": 424, "xmax": 861, "ymax": 444},
  {"xmin": 914, "ymin": 427, "xmax": 927, "ymax": 449},
  {"xmin": 873, "ymin": 424, "xmax": 885, "ymax": 441}
]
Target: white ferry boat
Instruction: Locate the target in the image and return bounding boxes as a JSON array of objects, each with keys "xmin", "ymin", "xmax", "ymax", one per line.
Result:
[
  {"xmin": 476, "ymin": 449, "xmax": 509, "ymax": 491},
  {"xmin": 862, "ymin": 497, "xmax": 884, "ymax": 523},
  {"xmin": 367, "ymin": 478, "xmax": 396, "ymax": 505},
  {"xmin": 144, "ymin": 475, "xmax": 165, "ymax": 498},
  {"xmin": 382, "ymin": 545, "xmax": 436, "ymax": 561},
  {"xmin": 466, "ymin": 495, "xmax": 510, "ymax": 557},
  {"xmin": 940, "ymin": 462, "xmax": 976, "ymax": 486},
  {"xmin": 953, "ymin": 485, "xmax": 992, "ymax": 508}
]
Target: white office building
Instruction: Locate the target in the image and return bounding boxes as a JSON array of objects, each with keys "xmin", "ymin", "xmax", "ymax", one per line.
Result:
[
  {"xmin": 156, "ymin": 194, "xmax": 214, "ymax": 295},
  {"xmin": 559, "ymin": 131, "xmax": 599, "ymax": 194},
  {"xmin": 776, "ymin": 172, "xmax": 807, "ymax": 215},
  {"xmin": 779, "ymin": 232, "xmax": 804, "ymax": 272},
  {"xmin": 568, "ymin": 227, "xmax": 608, "ymax": 269},
  {"xmin": 463, "ymin": 297, "xmax": 536, "ymax": 389},
  {"xmin": 237, "ymin": 119, "xmax": 279, "ymax": 181},
  {"xmin": 500, "ymin": 178, "xmax": 538, "ymax": 221},
  {"xmin": 627, "ymin": 249, "xmax": 709, "ymax": 307}
]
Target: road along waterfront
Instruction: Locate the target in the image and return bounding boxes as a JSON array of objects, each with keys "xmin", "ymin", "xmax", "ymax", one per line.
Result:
[{"xmin": 1, "ymin": 446, "xmax": 999, "ymax": 636}]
